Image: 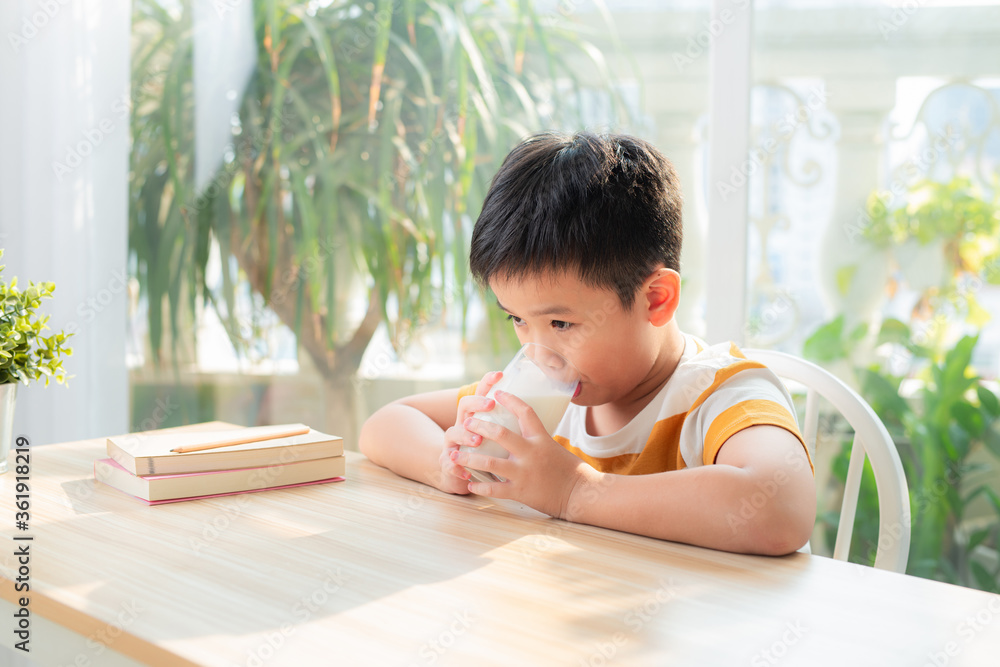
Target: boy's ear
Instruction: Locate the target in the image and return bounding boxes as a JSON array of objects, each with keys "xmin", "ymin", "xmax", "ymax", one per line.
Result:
[{"xmin": 643, "ymin": 268, "xmax": 681, "ymax": 327}]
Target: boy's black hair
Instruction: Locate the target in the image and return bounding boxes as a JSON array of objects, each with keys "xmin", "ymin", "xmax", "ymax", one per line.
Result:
[{"xmin": 469, "ymin": 131, "xmax": 683, "ymax": 309}]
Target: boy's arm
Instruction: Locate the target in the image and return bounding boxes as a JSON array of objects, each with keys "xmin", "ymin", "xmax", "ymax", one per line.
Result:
[
  {"xmin": 358, "ymin": 389, "xmax": 462, "ymax": 490},
  {"xmin": 565, "ymin": 425, "xmax": 815, "ymax": 556},
  {"xmin": 454, "ymin": 391, "xmax": 815, "ymax": 556}
]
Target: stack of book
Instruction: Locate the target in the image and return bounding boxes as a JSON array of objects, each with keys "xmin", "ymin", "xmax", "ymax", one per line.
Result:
[{"xmin": 93, "ymin": 423, "xmax": 345, "ymax": 504}]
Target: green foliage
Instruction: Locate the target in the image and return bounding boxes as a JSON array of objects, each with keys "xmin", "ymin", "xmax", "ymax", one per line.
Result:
[
  {"xmin": 860, "ymin": 176, "xmax": 1000, "ymax": 329},
  {"xmin": 804, "ymin": 178, "xmax": 1000, "ymax": 592},
  {"xmin": 129, "ymin": 0, "xmax": 628, "ymax": 377},
  {"xmin": 805, "ymin": 173, "xmax": 1000, "ymax": 592},
  {"xmin": 802, "ymin": 314, "xmax": 866, "ymax": 364},
  {"xmin": 862, "ymin": 177, "xmax": 1000, "ymax": 249},
  {"xmin": 900, "ymin": 334, "xmax": 998, "ymax": 590},
  {"xmin": 0, "ymin": 249, "xmax": 73, "ymax": 386},
  {"xmin": 807, "ymin": 325, "xmax": 1000, "ymax": 591}
]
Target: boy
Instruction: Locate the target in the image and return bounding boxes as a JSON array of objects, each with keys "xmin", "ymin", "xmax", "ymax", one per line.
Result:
[{"xmin": 359, "ymin": 131, "xmax": 815, "ymax": 556}]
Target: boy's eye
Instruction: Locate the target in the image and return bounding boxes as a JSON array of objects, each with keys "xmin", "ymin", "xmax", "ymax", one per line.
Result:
[{"xmin": 504, "ymin": 314, "xmax": 572, "ymax": 331}]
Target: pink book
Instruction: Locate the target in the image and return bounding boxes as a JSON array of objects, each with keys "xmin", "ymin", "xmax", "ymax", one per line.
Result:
[{"xmin": 94, "ymin": 456, "xmax": 345, "ymax": 504}]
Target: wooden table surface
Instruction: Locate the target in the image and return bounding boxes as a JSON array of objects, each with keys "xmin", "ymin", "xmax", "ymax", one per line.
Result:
[{"xmin": 2, "ymin": 422, "xmax": 999, "ymax": 666}]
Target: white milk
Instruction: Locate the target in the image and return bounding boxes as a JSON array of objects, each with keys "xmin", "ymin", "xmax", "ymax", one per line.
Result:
[
  {"xmin": 517, "ymin": 392, "xmax": 572, "ymax": 433},
  {"xmin": 462, "ymin": 391, "xmax": 573, "ymax": 483}
]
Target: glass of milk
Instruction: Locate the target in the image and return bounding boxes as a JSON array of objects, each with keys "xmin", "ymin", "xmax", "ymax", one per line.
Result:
[{"xmin": 460, "ymin": 343, "xmax": 580, "ymax": 483}]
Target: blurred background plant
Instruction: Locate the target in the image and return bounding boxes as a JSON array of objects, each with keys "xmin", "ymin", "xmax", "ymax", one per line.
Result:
[
  {"xmin": 128, "ymin": 0, "xmax": 630, "ymax": 441},
  {"xmin": 805, "ymin": 174, "xmax": 1000, "ymax": 593}
]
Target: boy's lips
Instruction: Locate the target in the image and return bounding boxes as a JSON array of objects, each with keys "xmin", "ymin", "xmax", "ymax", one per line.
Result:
[{"xmin": 573, "ymin": 382, "xmax": 582, "ymax": 398}]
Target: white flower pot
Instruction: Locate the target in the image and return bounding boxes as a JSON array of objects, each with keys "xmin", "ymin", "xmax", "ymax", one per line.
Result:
[{"xmin": 0, "ymin": 383, "xmax": 17, "ymax": 474}]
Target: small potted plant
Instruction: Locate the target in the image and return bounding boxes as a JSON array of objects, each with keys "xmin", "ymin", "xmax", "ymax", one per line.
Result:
[{"xmin": 0, "ymin": 249, "xmax": 73, "ymax": 473}]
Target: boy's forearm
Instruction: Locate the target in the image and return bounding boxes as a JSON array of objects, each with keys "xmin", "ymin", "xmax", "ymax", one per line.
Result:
[
  {"xmin": 566, "ymin": 465, "xmax": 813, "ymax": 556},
  {"xmin": 358, "ymin": 404, "xmax": 447, "ymax": 489}
]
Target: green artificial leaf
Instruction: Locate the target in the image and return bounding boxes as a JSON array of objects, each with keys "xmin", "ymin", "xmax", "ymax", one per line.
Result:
[
  {"xmin": 877, "ymin": 317, "xmax": 911, "ymax": 347},
  {"xmin": 964, "ymin": 484, "xmax": 990, "ymax": 507},
  {"xmin": 983, "ymin": 423, "xmax": 1000, "ymax": 459},
  {"xmin": 987, "ymin": 489, "xmax": 1000, "ymax": 516},
  {"xmin": 859, "ymin": 368, "xmax": 910, "ymax": 422},
  {"xmin": 0, "ymin": 265, "xmax": 72, "ymax": 386},
  {"xmin": 935, "ymin": 336, "xmax": 980, "ymax": 407},
  {"xmin": 970, "ymin": 562, "xmax": 998, "ymax": 593},
  {"xmin": 803, "ymin": 315, "xmax": 846, "ymax": 363},
  {"xmin": 937, "ymin": 425, "xmax": 960, "ymax": 461},
  {"xmin": 952, "ymin": 401, "xmax": 985, "ymax": 438},
  {"xmin": 978, "ymin": 385, "xmax": 1000, "ymax": 417},
  {"xmin": 947, "ymin": 423, "xmax": 972, "ymax": 462}
]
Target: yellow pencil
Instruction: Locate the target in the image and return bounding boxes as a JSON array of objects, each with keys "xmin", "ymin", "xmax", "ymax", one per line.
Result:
[{"xmin": 170, "ymin": 425, "xmax": 311, "ymax": 454}]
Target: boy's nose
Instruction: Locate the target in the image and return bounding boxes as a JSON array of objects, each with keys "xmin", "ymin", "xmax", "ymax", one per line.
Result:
[
  {"xmin": 525, "ymin": 342, "xmax": 561, "ymax": 367},
  {"xmin": 524, "ymin": 343, "xmax": 576, "ymax": 383},
  {"xmin": 538, "ymin": 348, "xmax": 566, "ymax": 371}
]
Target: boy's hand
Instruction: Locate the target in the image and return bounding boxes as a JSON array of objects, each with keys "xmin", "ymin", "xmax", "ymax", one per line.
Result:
[
  {"xmin": 449, "ymin": 389, "xmax": 593, "ymax": 519},
  {"xmin": 437, "ymin": 371, "xmax": 503, "ymax": 494}
]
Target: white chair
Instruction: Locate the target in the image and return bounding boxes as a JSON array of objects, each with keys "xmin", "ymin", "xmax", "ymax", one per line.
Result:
[{"xmin": 743, "ymin": 349, "xmax": 911, "ymax": 573}]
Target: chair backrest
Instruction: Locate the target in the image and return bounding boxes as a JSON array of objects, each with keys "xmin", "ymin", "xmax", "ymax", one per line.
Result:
[{"xmin": 743, "ymin": 349, "xmax": 911, "ymax": 573}]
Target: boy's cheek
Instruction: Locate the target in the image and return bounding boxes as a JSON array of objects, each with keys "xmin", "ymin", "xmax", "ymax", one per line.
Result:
[{"xmin": 567, "ymin": 331, "xmax": 586, "ymax": 350}]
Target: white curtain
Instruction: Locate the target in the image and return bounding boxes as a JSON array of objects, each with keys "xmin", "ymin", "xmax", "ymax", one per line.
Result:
[
  {"xmin": 0, "ymin": 0, "xmax": 131, "ymax": 446},
  {"xmin": 192, "ymin": 0, "xmax": 256, "ymax": 194}
]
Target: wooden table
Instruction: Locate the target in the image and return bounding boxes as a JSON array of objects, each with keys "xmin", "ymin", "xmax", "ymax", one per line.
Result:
[{"xmin": 2, "ymin": 423, "xmax": 999, "ymax": 666}]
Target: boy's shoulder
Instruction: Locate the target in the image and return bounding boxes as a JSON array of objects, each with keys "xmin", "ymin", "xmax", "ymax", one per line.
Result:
[
  {"xmin": 672, "ymin": 334, "xmax": 752, "ymax": 376},
  {"xmin": 663, "ymin": 334, "xmax": 779, "ymax": 410}
]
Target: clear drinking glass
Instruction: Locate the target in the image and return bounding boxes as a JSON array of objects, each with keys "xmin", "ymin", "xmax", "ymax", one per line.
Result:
[{"xmin": 460, "ymin": 343, "xmax": 580, "ymax": 483}]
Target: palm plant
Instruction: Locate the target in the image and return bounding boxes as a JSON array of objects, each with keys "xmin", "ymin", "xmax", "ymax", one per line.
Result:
[{"xmin": 129, "ymin": 0, "xmax": 629, "ymax": 430}]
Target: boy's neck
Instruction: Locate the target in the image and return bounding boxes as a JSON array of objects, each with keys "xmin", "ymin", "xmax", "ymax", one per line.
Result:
[{"xmin": 585, "ymin": 324, "xmax": 687, "ymax": 437}]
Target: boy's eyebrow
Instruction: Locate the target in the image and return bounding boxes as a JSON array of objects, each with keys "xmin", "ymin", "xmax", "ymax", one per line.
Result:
[{"xmin": 495, "ymin": 298, "xmax": 575, "ymax": 317}]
